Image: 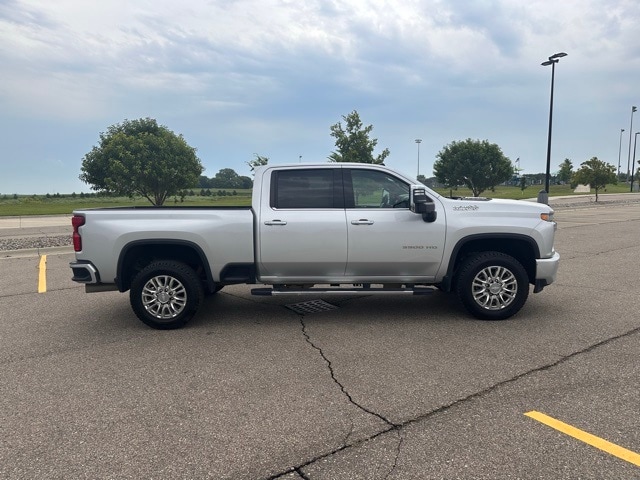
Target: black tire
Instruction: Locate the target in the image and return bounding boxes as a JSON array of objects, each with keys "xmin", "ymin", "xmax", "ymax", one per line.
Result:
[
  {"xmin": 130, "ymin": 260, "xmax": 203, "ymax": 329},
  {"xmin": 455, "ymin": 252, "xmax": 529, "ymax": 320}
]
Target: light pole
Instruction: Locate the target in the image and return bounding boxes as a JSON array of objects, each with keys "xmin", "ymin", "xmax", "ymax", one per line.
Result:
[
  {"xmin": 415, "ymin": 139, "xmax": 422, "ymax": 178},
  {"xmin": 631, "ymin": 132, "xmax": 640, "ymax": 193},
  {"xmin": 627, "ymin": 106, "xmax": 637, "ymax": 178},
  {"xmin": 541, "ymin": 52, "xmax": 567, "ymax": 201},
  {"xmin": 617, "ymin": 128, "xmax": 625, "ymax": 178}
]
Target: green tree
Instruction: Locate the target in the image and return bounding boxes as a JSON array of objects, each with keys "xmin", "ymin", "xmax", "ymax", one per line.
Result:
[
  {"xmin": 80, "ymin": 118, "xmax": 202, "ymax": 205},
  {"xmin": 571, "ymin": 157, "xmax": 617, "ymax": 202},
  {"xmin": 433, "ymin": 138, "xmax": 513, "ymax": 197},
  {"xmin": 238, "ymin": 176, "xmax": 253, "ymax": 189},
  {"xmin": 198, "ymin": 175, "xmax": 213, "ymax": 188},
  {"xmin": 557, "ymin": 158, "xmax": 573, "ymax": 184},
  {"xmin": 247, "ymin": 154, "xmax": 269, "ymax": 174},
  {"xmin": 519, "ymin": 175, "xmax": 528, "ymax": 194},
  {"xmin": 329, "ymin": 110, "xmax": 390, "ymax": 164},
  {"xmin": 211, "ymin": 168, "xmax": 244, "ymax": 188}
]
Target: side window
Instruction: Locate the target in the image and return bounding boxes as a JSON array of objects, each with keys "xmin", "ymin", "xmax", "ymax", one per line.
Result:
[
  {"xmin": 350, "ymin": 170, "xmax": 410, "ymax": 208},
  {"xmin": 271, "ymin": 169, "xmax": 336, "ymax": 209}
]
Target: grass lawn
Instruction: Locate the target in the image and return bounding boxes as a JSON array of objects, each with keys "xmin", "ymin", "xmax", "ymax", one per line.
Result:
[
  {"xmin": 0, "ymin": 184, "xmax": 633, "ymax": 216},
  {"xmin": 0, "ymin": 191, "xmax": 252, "ymax": 216},
  {"xmin": 432, "ymin": 183, "xmax": 632, "ymax": 200}
]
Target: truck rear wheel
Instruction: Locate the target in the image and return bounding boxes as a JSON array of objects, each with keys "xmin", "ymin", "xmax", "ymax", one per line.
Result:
[
  {"xmin": 456, "ymin": 252, "xmax": 529, "ymax": 320},
  {"xmin": 130, "ymin": 260, "xmax": 203, "ymax": 329}
]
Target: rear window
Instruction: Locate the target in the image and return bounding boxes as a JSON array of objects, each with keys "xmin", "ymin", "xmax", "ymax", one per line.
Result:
[{"xmin": 271, "ymin": 169, "xmax": 336, "ymax": 209}]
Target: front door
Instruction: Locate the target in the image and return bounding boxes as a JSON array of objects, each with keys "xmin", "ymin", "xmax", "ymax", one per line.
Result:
[{"xmin": 345, "ymin": 169, "xmax": 445, "ymax": 280}]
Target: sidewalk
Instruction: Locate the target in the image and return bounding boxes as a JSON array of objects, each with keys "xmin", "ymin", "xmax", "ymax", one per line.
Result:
[
  {"xmin": 543, "ymin": 192, "xmax": 640, "ymax": 207},
  {"xmin": 0, "ymin": 214, "xmax": 72, "ymax": 230}
]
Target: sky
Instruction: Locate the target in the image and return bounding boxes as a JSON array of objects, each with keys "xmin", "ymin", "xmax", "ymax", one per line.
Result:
[{"xmin": 1, "ymin": 0, "xmax": 639, "ymax": 194}]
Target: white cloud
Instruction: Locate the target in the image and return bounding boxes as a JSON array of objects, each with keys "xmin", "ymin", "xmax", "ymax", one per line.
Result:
[{"xmin": 0, "ymin": 0, "xmax": 639, "ymax": 192}]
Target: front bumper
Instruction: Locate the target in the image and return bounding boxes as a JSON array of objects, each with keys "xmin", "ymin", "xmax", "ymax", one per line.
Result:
[{"xmin": 534, "ymin": 251, "xmax": 560, "ymax": 292}]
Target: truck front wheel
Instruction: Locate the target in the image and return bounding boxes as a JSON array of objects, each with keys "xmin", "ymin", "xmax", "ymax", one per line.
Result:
[
  {"xmin": 130, "ymin": 260, "xmax": 203, "ymax": 329},
  {"xmin": 456, "ymin": 252, "xmax": 529, "ymax": 320}
]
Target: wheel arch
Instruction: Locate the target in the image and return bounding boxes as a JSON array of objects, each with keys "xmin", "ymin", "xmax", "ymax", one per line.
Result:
[
  {"xmin": 441, "ymin": 234, "xmax": 539, "ymax": 292},
  {"xmin": 116, "ymin": 239, "xmax": 215, "ymax": 293}
]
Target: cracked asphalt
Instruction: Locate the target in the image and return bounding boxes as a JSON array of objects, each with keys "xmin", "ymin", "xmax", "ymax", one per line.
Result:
[{"xmin": 1, "ymin": 201, "xmax": 639, "ymax": 479}]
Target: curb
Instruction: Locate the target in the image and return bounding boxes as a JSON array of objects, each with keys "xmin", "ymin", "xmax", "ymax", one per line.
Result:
[{"xmin": 0, "ymin": 245, "xmax": 74, "ymax": 259}]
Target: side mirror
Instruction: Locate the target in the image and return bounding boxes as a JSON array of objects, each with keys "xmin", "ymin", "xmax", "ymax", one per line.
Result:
[{"xmin": 410, "ymin": 186, "xmax": 437, "ymax": 223}]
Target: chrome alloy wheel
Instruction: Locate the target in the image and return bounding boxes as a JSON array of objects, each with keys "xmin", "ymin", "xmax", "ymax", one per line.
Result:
[
  {"xmin": 471, "ymin": 265, "xmax": 518, "ymax": 310},
  {"xmin": 141, "ymin": 275, "xmax": 188, "ymax": 319}
]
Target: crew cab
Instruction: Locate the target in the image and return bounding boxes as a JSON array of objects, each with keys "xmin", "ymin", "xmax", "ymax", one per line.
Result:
[{"xmin": 70, "ymin": 163, "xmax": 559, "ymax": 329}]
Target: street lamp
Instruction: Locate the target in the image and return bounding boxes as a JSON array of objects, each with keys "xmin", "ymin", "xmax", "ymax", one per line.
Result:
[
  {"xmin": 617, "ymin": 129, "xmax": 625, "ymax": 178},
  {"xmin": 540, "ymin": 52, "xmax": 567, "ymax": 202},
  {"xmin": 631, "ymin": 132, "xmax": 640, "ymax": 193},
  {"xmin": 415, "ymin": 139, "xmax": 422, "ymax": 178},
  {"xmin": 627, "ymin": 106, "xmax": 637, "ymax": 177}
]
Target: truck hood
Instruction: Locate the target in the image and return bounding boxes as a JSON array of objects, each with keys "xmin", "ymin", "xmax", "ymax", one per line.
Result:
[{"xmin": 442, "ymin": 197, "xmax": 553, "ymax": 215}]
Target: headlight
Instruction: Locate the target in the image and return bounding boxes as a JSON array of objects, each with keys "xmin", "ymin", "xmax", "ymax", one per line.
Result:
[{"xmin": 540, "ymin": 212, "xmax": 554, "ymax": 222}]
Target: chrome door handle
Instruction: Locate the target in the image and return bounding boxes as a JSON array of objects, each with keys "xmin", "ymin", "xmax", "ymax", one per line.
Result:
[
  {"xmin": 351, "ymin": 219, "xmax": 374, "ymax": 225},
  {"xmin": 264, "ymin": 220, "xmax": 287, "ymax": 226}
]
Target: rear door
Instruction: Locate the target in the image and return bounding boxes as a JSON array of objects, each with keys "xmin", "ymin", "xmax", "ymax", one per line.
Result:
[
  {"xmin": 344, "ymin": 168, "xmax": 446, "ymax": 279},
  {"xmin": 257, "ymin": 167, "xmax": 348, "ymax": 281}
]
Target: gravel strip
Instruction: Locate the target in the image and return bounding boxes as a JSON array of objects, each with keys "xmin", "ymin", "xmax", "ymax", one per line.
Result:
[{"xmin": 0, "ymin": 234, "xmax": 72, "ymax": 252}]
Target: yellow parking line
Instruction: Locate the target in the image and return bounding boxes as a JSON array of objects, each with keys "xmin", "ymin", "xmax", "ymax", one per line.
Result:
[
  {"xmin": 38, "ymin": 255, "xmax": 47, "ymax": 293},
  {"xmin": 525, "ymin": 411, "xmax": 640, "ymax": 467}
]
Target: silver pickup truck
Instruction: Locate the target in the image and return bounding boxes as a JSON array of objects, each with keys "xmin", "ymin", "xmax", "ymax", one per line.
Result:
[{"xmin": 70, "ymin": 163, "xmax": 559, "ymax": 329}]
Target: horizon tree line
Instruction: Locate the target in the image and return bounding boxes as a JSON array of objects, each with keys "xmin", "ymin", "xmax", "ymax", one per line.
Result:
[{"xmin": 71, "ymin": 114, "xmax": 630, "ymax": 205}]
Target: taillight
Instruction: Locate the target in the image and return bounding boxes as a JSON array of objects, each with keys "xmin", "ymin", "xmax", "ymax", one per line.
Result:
[{"xmin": 72, "ymin": 215, "xmax": 85, "ymax": 252}]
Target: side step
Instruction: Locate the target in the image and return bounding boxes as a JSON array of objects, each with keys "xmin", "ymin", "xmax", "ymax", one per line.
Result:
[{"xmin": 251, "ymin": 285, "xmax": 435, "ymax": 296}]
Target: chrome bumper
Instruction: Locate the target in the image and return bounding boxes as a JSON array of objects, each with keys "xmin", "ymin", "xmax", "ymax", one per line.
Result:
[
  {"xmin": 534, "ymin": 251, "xmax": 560, "ymax": 292},
  {"xmin": 69, "ymin": 261, "xmax": 99, "ymax": 284}
]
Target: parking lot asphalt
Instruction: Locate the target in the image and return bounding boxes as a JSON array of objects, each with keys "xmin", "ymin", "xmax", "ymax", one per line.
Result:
[{"xmin": 1, "ymin": 198, "xmax": 639, "ymax": 479}]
